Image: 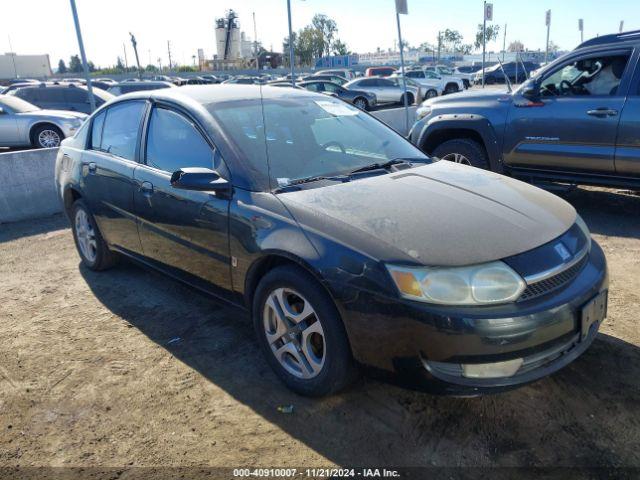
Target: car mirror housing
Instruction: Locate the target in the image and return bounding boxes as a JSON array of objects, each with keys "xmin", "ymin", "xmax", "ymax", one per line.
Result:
[
  {"xmin": 0, "ymin": 107, "xmax": 4, "ymax": 114},
  {"xmin": 170, "ymin": 167, "xmax": 231, "ymax": 196},
  {"xmin": 521, "ymin": 80, "xmax": 541, "ymax": 99}
]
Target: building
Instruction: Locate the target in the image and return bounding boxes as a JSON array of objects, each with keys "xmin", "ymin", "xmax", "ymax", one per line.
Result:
[
  {"xmin": 0, "ymin": 53, "xmax": 52, "ymax": 80},
  {"xmin": 215, "ymin": 10, "xmax": 254, "ymax": 61}
]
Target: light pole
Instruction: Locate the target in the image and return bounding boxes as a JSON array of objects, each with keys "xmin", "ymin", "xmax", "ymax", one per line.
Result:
[
  {"xmin": 395, "ymin": 1, "xmax": 409, "ymax": 135},
  {"xmin": 482, "ymin": 1, "xmax": 486, "ymax": 87},
  {"xmin": 69, "ymin": 0, "xmax": 96, "ymax": 112},
  {"xmin": 286, "ymin": 0, "xmax": 295, "ymax": 86}
]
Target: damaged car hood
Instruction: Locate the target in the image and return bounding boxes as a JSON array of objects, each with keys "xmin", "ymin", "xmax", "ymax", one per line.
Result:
[{"xmin": 278, "ymin": 161, "xmax": 576, "ymax": 266}]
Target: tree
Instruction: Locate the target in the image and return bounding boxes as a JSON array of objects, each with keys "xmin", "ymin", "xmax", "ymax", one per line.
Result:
[
  {"xmin": 311, "ymin": 14, "xmax": 337, "ymax": 57},
  {"xmin": 547, "ymin": 41, "xmax": 561, "ymax": 53},
  {"xmin": 508, "ymin": 40, "xmax": 525, "ymax": 52},
  {"xmin": 441, "ymin": 29, "xmax": 464, "ymax": 52},
  {"xmin": 332, "ymin": 39, "xmax": 350, "ymax": 56},
  {"xmin": 116, "ymin": 56, "xmax": 125, "ymax": 72},
  {"xmin": 419, "ymin": 42, "xmax": 435, "ymax": 52},
  {"xmin": 474, "ymin": 24, "xmax": 501, "ymax": 50},
  {"xmin": 57, "ymin": 59, "xmax": 67, "ymax": 74},
  {"xmin": 69, "ymin": 55, "xmax": 82, "ymax": 73},
  {"xmin": 296, "ymin": 26, "xmax": 323, "ymax": 66},
  {"xmin": 87, "ymin": 61, "xmax": 96, "ymax": 72}
]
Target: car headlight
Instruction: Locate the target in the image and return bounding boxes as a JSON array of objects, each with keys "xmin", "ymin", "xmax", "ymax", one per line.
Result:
[
  {"xmin": 416, "ymin": 105, "xmax": 432, "ymax": 120},
  {"xmin": 575, "ymin": 214, "xmax": 592, "ymax": 251},
  {"xmin": 387, "ymin": 261, "xmax": 526, "ymax": 305}
]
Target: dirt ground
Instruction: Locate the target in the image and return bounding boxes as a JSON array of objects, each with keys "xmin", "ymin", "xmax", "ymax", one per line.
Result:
[{"xmin": 0, "ymin": 186, "xmax": 639, "ymax": 477}]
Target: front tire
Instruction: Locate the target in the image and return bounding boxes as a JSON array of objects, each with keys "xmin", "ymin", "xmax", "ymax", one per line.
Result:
[
  {"xmin": 71, "ymin": 199, "xmax": 118, "ymax": 271},
  {"xmin": 425, "ymin": 89, "xmax": 438, "ymax": 99},
  {"xmin": 353, "ymin": 97, "xmax": 369, "ymax": 111},
  {"xmin": 32, "ymin": 124, "xmax": 64, "ymax": 149},
  {"xmin": 253, "ymin": 265, "xmax": 357, "ymax": 397},
  {"xmin": 432, "ymin": 138, "xmax": 489, "ymax": 169}
]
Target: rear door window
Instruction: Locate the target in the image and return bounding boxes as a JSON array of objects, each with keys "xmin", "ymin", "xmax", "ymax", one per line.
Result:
[{"xmin": 96, "ymin": 101, "xmax": 146, "ymax": 161}]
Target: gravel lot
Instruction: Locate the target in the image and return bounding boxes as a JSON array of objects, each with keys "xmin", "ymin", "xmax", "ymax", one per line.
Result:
[{"xmin": 1, "ymin": 186, "xmax": 639, "ymax": 477}]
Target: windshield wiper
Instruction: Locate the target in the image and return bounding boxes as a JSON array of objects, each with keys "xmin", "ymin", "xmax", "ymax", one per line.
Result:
[
  {"xmin": 287, "ymin": 174, "xmax": 349, "ymax": 186},
  {"xmin": 348, "ymin": 158, "xmax": 428, "ymax": 175}
]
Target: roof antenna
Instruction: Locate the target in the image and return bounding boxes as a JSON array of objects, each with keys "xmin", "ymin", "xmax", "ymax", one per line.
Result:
[{"xmin": 496, "ymin": 56, "xmax": 513, "ymax": 92}]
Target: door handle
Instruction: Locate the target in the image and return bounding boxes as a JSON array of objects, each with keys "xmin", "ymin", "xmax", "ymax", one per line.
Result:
[
  {"xmin": 87, "ymin": 162, "xmax": 97, "ymax": 173},
  {"xmin": 140, "ymin": 181, "xmax": 154, "ymax": 196},
  {"xmin": 587, "ymin": 108, "xmax": 618, "ymax": 117}
]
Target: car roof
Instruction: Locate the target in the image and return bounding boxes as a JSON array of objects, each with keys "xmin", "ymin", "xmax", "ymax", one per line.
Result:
[
  {"xmin": 577, "ymin": 30, "xmax": 640, "ymax": 49},
  {"xmin": 109, "ymin": 84, "xmax": 319, "ymax": 106}
]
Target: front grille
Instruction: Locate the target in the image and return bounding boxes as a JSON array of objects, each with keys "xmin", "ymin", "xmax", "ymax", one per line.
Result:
[{"xmin": 518, "ymin": 254, "xmax": 589, "ymax": 302}]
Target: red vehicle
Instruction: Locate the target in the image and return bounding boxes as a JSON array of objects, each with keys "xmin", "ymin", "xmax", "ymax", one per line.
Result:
[{"xmin": 365, "ymin": 66, "xmax": 397, "ymax": 77}]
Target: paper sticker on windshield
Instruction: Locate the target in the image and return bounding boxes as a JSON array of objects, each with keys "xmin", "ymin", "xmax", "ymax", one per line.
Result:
[
  {"xmin": 277, "ymin": 178, "xmax": 291, "ymax": 187},
  {"xmin": 315, "ymin": 100, "xmax": 359, "ymax": 116}
]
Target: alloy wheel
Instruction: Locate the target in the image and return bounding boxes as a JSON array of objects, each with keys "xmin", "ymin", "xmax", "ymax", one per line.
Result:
[
  {"xmin": 75, "ymin": 208, "xmax": 97, "ymax": 263},
  {"xmin": 263, "ymin": 288, "xmax": 326, "ymax": 379},
  {"xmin": 38, "ymin": 129, "xmax": 61, "ymax": 148},
  {"xmin": 442, "ymin": 152, "xmax": 472, "ymax": 165},
  {"xmin": 354, "ymin": 98, "xmax": 367, "ymax": 110}
]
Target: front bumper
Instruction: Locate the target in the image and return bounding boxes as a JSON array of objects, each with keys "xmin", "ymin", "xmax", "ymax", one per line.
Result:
[{"xmin": 335, "ymin": 241, "xmax": 608, "ymax": 395}]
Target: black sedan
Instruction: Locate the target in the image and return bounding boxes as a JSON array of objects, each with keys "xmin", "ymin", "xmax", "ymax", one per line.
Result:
[
  {"xmin": 298, "ymin": 80, "xmax": 377, "ymax": 110},
  {"xmin": 55, "ymin": 85, "xmax": 608, "ymax": 397}
]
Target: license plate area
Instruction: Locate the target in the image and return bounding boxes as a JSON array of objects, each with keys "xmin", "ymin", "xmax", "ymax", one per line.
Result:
[{"xmin": 581, "ymin": 290, "xmax": 607, "ymax": 340}]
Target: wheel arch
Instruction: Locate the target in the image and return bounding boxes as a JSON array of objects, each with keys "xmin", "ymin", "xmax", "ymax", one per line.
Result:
[
  {"xmin": 417, "ymin": 115, "xmax": 503, "ymax": 173},
  {"xmin": 62, "ymin": 185, "xmax": 83, "ymax": 218},
  {"xmin": 243, "ymin": 251, "xmax": 331, "ymax": 310},
  {"xmin": 29, "ymin": 121, "xmax": 63, "ymax": 144}
]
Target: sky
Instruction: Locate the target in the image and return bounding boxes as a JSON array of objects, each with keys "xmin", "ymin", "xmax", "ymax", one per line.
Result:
[{"xmin": 3, "ymin": 0, "xmax": 639, "ymax": 69}]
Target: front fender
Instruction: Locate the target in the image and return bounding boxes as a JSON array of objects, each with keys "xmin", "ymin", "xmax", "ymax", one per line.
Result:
[{"xmin": 412, "ymin": 114, "xmax": 503, "ymax": 173}]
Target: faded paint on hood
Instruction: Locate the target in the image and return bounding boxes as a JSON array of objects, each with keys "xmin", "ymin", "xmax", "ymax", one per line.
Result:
[{"xmin": 279, "ymin": 161, "xmax": 576, "ymax": 267}]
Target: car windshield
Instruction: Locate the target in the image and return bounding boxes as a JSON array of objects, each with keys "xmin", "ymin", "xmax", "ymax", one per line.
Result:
[
  {"xmin": 0, "ymin": 95, "xmax": 40, "ymax": 113},
  {"xmin": 438, "ymin": 67, "xmax": 454, "ymax": 75},
  {"xmin": 208, "ymin": 95, "xmax": 429, "ymax": 189}
]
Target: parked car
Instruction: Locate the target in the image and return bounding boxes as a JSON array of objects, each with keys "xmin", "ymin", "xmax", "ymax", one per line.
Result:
[
  {"xmin": 55, "ymin": 85, "xmax": 608, "ymax": 397},
  {"xmin": 422, "ymin": 66, "xmax": 466, "ymax": 91},
  {"xmin": 474, "ymin": 61, "xmax": 540, "ymax": 85},
  {"xmin": 222, "ymin": 76, "xmax": 265, "ymax": 85},
  {"xmin": 315, "ymin": 68, "xmax": 355, "ymax": 80},
  {"xmin": 8, "ymin": 84, "xmax": 113, "ymax": 114},
  {"xmin": 403, "ymin": 69, "xmax": 460, "ymax": 96},
  {"xmin": 410, "ymin": 30, "xmax": 640, "ymax": 190},
  {"xmin": 389, "ymin": 73, "xmax": 438, "ymax": 100},
  {"xmin": 107, "ymin": 81, "xmax": 175, "ymax": 96},
  {"xmin": 200, "ymin": 74, "xmax": 221, "ymax": 84},
  {"xmin": 298, "ymin": 80, "xmax": 377, "ymax": 110},
  {"xmin": 365, "ymin": 66, "xmax": 397, "ymax": 77},
  {"xmin": 344, "ymin": 76, "xmax": 419, "ymax": 105},
  {"xmin": 453, "ymin": 65, "xmax": 482, "ymax": 86},
  {"xmin": 304, "ymin": 74, "xmax": 348, "ymax": 86},
  {"xmin": 0, "ymin": 94, "xmax": 87, "ymax": 148}
]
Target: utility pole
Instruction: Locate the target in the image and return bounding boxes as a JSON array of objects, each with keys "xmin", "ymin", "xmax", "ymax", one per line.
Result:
[
  {"xmin": 129, "ymin": 32, "xmax": 142, "ymax": 80},
  {"xmin": 158, "ymin": 57, "xmax": 162, "ymax": 73},
  {"xmin": 545, "ymin": 10, "xmax": 551, "ymax": 63},
  {"xmin": 122, "ymin": 43, "xmax": 129, "ymax": 70},
  {"xmin": 437, "ymin": 31, "xmax": 441, "ymax": 63},
  {"xmin": 7, "ymin": 36, "xmax": 18, "ymax": 78},
  {"xmin": 579, "ymin": 19, "xmax": 584, "ymax": 44},
  {"xmin": 502, "ymin": 23, "xmax": 507, "ymax": 62},
  {"xmin": 167, "ymin": 40, "xmax": 173, "ymax": 71},
  {"xmin": 69, "ymin": 0, "xmax": 96, "ymax": 112},
  {"xmin": 619, "ymin": 21, "xmax": 624, "ymax": 33},
  {"xmin": 395, "ymin": 0, "xmax": 409, "ymax": 135},
  {"xmin": 286, "ymin": 0, "xmax": 295, "ymax": 86},
  {"xmin": 253, "ymin": 11, "xmax": 259, "ymax": 70}
]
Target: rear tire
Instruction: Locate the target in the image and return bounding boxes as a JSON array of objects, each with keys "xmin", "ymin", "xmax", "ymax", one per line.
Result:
[
  {"xmin": 400, "ymin": 92, "xmax": 414, "ymax": 105},
  {"xmin": 70, "ymin": 199, "xmax": 119, "ymax": 271},
  {"xmin": 444, "ymin": 83, "xmax": 459, "ymax": 95},
  {"xmin": 31, "ymin": 124, "xmax": 64, "ymax": 149},
  {"xmin": 253, "ymin": 265, "xmax": 358, "ymax": 397},
  {"xmin": 432, "ymin": 138, "xmax": 489, "ymax": 169}
]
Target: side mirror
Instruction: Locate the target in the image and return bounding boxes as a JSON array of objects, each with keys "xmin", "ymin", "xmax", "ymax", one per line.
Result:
[
  {"xmin": 170, "ymin": 167, "xmax": 231, "ymax": 197},
  {"xmin": 521, "ymin": 80, "xmax": 540, "ymax": 99},
  {"xmin": 0, "ymin": 107, "xmax": 4, "ymax": 114}
]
